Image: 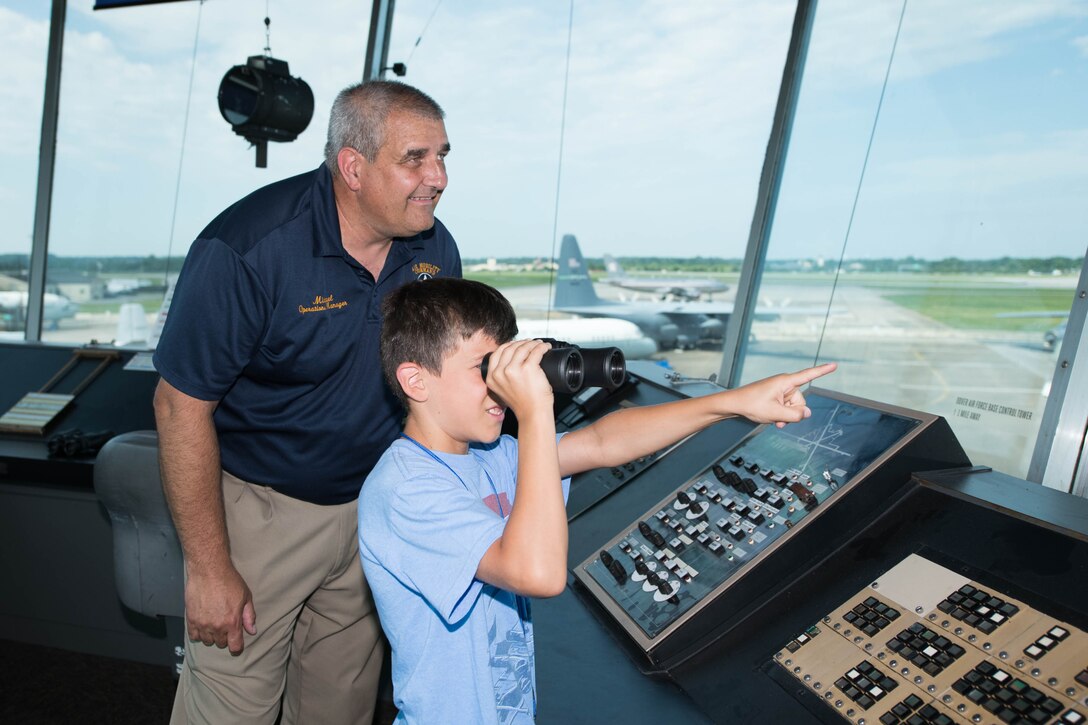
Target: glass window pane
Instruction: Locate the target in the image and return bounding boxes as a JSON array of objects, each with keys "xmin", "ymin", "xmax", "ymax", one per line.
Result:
[
  {"xmin": 748, "ymin": 0, "xmax": 1088, "ymax": 478},
  {"xmin": 33, "ymin": 1, "xmax": 374, "ymax": 346},
  {"xmin": 0, "ymin": 3, "xmax": 49, "ymax": 339},
  {"xmin": 388, "ymin": 0, "xmax": 793, "ymax": 372}
]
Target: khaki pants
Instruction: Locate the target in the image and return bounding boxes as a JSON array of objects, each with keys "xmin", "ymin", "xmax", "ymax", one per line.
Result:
[{"xmin": 171, "ymin": 472, "xmax": 384, "ymax": 724}]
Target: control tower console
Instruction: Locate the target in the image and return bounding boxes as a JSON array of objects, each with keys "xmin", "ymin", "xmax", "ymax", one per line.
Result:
[{"xmin": 573, "ymin": 387, "xmax": 971, "ymax": 666}]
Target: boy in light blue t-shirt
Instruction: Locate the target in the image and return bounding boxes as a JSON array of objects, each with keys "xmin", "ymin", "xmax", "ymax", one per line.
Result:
[{"xmin": 358, "ymin": 278, "xmax": 835, "ymax": 724}]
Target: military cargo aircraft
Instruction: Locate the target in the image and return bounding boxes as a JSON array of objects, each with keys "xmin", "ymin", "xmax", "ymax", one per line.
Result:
[
  {"xmin": 601, "ymin": 254, "xmax": 729, "ymax": 301},
  {"xmin": 553, "ymin": 234, "xmax": 830, "ymax": 350}
]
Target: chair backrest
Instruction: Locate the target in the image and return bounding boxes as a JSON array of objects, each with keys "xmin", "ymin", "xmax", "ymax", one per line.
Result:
[{"xmin": 93, "ymin": 430, "xmax": 183, "ymax": 619}]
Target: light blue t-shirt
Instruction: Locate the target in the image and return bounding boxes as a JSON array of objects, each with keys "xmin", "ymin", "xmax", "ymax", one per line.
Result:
[{"xmin": 358, "ymin": 434, "xmax": 570, "ymax": 724}]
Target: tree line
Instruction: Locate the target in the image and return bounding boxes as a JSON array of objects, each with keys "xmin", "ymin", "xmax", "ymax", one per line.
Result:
[{"xmin": 0, "ymin": 253, "xmax": 1081, "ymax": 277}]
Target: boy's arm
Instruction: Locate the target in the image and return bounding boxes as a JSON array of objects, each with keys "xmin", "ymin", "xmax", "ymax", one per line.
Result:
[
  {"xmin": 475, "ymin": 340, "xmax": 569, "ymax": 598},
  {"xmin": 558, "ymin": 363, "xmax": 837, "ymax": 477}
]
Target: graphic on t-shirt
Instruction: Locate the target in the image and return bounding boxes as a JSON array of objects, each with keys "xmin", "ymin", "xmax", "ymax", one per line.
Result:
[
  {"xmin": 488, "ymin": 595, "xmax": 534, "ymax": 723},
  {"xmin": 483, "ymin": 491, "xmax": 512, "ymax": 517}
]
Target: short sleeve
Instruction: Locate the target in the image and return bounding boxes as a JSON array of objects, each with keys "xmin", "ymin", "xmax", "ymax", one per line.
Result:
[
  {"xmin": 373, "ymin": 467, "xmax": 506, "ymax": 625},
  {"xmin": 488, "ymin": 434, "xmax": 572, "ymax": 506},
  {"xmin": 153, "ymin": 239, "xmax": 272, "ymax": 401}
]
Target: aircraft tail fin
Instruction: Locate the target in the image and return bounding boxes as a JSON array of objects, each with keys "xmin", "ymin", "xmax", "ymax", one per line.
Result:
[
  {"xmin": 555, "ymin": 234, "xmax": 603, "ymax": 308},
  {"xmin": 603, "ymin": 254, "xmax": 623, "ymax": 276}
]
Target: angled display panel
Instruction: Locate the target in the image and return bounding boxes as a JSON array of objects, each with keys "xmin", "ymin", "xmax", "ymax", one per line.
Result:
[{"xmin": 573, "ymin": 387, "xmax": 970, "ymax": 664}]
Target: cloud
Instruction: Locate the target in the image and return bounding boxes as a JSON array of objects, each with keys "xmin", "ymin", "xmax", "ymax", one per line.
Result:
[
  {"xmin": 0, "ymin": 7, "xmax": 49, "ymax": 154},
  {"xmin": 387, "ymin": 0, "xmax": 796, "ymax": 257},
  {"xmin": 806, "ymin": 0, "xmax": 1088, "ymax": 91},
  {"xmin": 1, "ymin": 0, "xmax": 1086, "ymax": 259}
]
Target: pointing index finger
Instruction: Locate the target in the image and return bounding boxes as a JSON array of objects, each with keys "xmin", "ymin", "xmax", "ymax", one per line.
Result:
[{"xmin": 791, "ymin": 362, "xmax": 837, "ymax": 386}]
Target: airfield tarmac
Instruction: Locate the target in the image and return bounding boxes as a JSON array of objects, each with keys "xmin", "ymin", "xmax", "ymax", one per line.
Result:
[
  {"xmin": 28, "ymin": 276, "xmax": 1067, "ymax": 480},
  {"xmin": 501, "ymin": 280, "xmax": 1062, "ymax": 479}
]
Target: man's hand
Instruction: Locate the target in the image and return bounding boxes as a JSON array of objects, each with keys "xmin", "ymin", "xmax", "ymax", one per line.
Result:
[
  {"xmin": 484, "ymin": 339, "xmax": 554, "ymax": 419},
  {"xmin": 729, "ymin": 362, "xmax": 837, "ymax": 428},
  {"xmin": 184, "ymin": 564, "xmax": 257, "ymax": 655}
]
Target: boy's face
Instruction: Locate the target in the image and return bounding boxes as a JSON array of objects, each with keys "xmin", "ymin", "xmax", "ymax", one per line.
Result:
[{"xmin": 426, "ymin": 330, "xmax": 505, "ymax": 454}]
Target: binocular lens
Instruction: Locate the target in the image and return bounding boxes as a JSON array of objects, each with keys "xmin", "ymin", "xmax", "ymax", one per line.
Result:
[
  {"xmin": 541, "ymin": 347, "xmax": 583, "ymax": 394},
  {"xmin": 578, "ymin": 347, "xmax": 626, "ymax": 390},
  {"xmin": 479, "ymin": 339, "xmax": 626, "ymax": 394}
]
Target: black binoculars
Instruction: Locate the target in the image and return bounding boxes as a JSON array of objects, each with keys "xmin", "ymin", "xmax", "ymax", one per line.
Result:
[
  {"xmin": 481, "ymin": 338, "xmax": 626, "ymax": 394},
  {"xmin": 47, "ymin": 428, "xmax": 115, "ymax": 459}
]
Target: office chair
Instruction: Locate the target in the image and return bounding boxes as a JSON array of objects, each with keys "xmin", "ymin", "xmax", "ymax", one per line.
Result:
[{"xmin": 93, "ymin": 430, "xmax": 185, "ymax": 676}]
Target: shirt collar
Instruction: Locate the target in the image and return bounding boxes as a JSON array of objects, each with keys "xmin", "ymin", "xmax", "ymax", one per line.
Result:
[{"xmin": 311, "ymin": 164, "xmax": 344, "ymax": 258}]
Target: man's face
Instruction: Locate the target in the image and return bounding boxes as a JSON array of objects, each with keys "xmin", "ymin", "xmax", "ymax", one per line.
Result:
[
  {"xmin": 355, "ymin": 109, "xmax": 450, "ymax": 240},
  {"xmin": 425, "ymin": 330, "xmax": 505, "ymax": 454}
]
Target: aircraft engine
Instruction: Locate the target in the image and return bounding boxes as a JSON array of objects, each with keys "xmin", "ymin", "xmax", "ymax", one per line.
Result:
[
  {"xmin": 652, "ymin": 321, "xmax": 681, "ymax": 349},
  {"xmin": 699, "ymin": 318, "xmax": 725, "ymax": 336}
]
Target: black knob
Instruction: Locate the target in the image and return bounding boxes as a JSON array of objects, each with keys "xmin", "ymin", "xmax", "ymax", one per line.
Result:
[
  {"xmin": 676, "ymin": 491, "xmax": 693, "ymax": 505},
  {"xmin": 638, "ymin": 521, "xmax": 653, "ymax": 538},
  {"xmin": 635, "ymin": 560, "xmax": 649, "ymax": 576},
  {"xmin": 599, "ymin": 550, "xmax": 614, "ymax": 567},
  {"xmin": 607, "ymin": 559, "xmax": 627, "ymax": 584}
]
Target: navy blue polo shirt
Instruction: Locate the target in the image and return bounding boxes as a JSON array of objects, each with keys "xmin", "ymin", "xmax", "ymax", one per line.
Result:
[{"xmin": 153, "ymin": 165, "xmax": 462, "ymax": 504}]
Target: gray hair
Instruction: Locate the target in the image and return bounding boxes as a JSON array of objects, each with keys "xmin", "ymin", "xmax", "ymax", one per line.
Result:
[{"xmin": 324, "ymin": 80, "xmax": 445, "ymax": 173}]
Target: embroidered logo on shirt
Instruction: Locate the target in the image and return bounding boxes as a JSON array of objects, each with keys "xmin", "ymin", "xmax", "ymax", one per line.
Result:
[
  {"xmin": 298, "ymin": 293, "xmax": 349, "ymax": 315},
  {"xmin": 412, "ymin": 262, "xmax": 440, "ymax": 281}
]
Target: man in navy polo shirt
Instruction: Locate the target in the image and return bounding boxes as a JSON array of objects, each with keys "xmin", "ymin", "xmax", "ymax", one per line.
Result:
[{"xmin": 153, "ymin": 80, "xmax": 461, "ymax": 724}]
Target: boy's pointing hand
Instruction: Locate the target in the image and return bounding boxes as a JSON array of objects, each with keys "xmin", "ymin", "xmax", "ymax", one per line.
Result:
[{"xmin": 729, "ymin": 362, "xmax": 838, "ymax": 429}]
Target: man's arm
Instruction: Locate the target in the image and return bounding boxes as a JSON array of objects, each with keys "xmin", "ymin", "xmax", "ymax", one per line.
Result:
[
  {"xmin": 474, "ymin": 341, "xmax": 568, "ymax": 598},
  {"xmin": 153, "ymin": 378, "xmax": 256, "ymax": 654},
  {"xmin": 558, "ymin": 363, "xmax": 837, "ymax": 477}
]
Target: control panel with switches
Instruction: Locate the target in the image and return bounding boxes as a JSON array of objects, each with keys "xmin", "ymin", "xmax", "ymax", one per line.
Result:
[
  {"xmin": 573, "ymin": 388, "xmax": 970, "ymax": 664},
  {"xmin": 775, "ymin": 554, "xmax": 1087, "ymax": 725}
]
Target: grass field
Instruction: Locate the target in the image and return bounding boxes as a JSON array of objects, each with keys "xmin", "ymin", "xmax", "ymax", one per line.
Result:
[
  {"xmin": 463, "ymin": 271, "xmax": 557, "ymax": 287},
  {"xmin": 880, "ymin": 287, "xmax": 1073, "ymax": 331}
]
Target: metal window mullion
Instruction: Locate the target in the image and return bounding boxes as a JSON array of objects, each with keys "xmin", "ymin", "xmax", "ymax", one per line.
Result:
[
  {"xmin": 718, "ymin": 0, "xmax": 817, "ymax": 388},
  {"xmin": 27, "ymin": 0, "xmax": 67, "ymax": 341},
  {"xmin": 1028, "ymin": 249, "xmax": 1088, "ymax": 495},
  {"xmin": 363, "ymin": 0, "xmax": 396, "ymax": 81}
]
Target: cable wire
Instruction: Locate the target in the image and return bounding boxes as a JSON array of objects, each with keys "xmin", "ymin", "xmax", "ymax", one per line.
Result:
[
  {"xmin": 813, "ymin": 0, "xmax": 908, "ymax": 366},
  {"xmin": 545, "ymin": 0, "xmax": 575, "ymax": 322},
  {"xmin": 163, "ymin": 0, "xmax": 204, "ymax": 289},
  {"xmin": 405, "ymin": 0, "xmax": 444, "ymax": 67}
]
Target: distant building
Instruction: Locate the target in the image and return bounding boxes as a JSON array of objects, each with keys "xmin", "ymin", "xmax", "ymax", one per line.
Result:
[
  {"xmin": 464, "ymin": 257, "xmax": 558, "ymax": 272},
  {"xmin": 47, "ymin": 271, "xmax": 105, "ymax": 302},
  {"xmin": 0, "ymin": 273, "xmax": 26, "ymax": 292}
]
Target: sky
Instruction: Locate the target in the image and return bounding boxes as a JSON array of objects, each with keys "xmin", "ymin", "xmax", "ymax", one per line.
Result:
[{"xmin": 0, "ymin": 0, "xmax": 1085, "ymax": 262}]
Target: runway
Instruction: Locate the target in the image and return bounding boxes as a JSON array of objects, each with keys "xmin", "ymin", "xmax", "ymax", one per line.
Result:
[{"xmin": 501, "ymin": 279, "xmax": 1060, "ymax": 479}]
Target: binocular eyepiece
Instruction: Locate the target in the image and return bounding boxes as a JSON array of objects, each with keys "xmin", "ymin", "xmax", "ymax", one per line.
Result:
[{"xmin": 481, "ymin": 338, "xmax": 627, "ymax": 394}]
